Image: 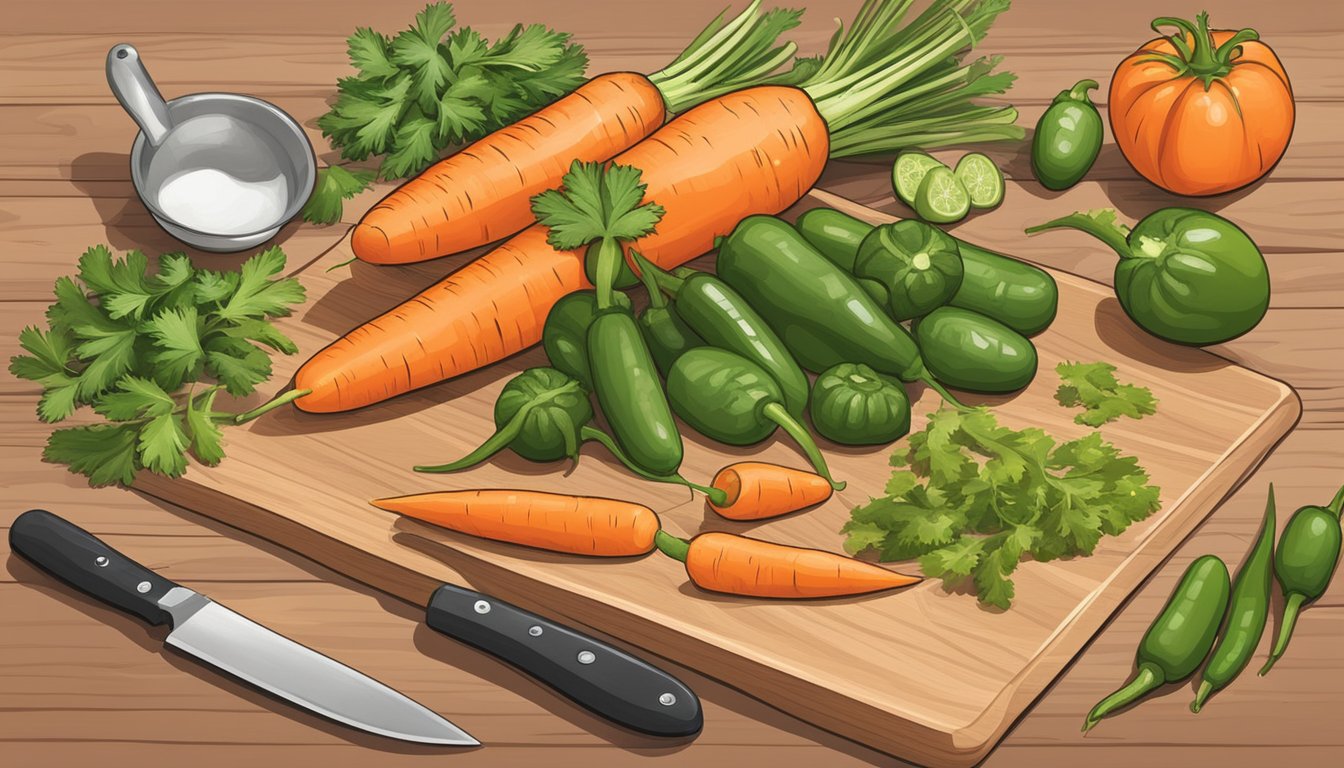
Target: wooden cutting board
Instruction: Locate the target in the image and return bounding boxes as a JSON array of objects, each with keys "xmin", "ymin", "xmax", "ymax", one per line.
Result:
[{"xmin": 134, "ymin": 189, "xmax": 1299, "ymax": 767}]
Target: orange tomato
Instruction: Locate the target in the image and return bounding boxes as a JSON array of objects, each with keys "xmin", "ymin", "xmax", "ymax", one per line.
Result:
[{"xmin": 1109, "ymin": 12, "xmax": 1293, "ymax": 196}]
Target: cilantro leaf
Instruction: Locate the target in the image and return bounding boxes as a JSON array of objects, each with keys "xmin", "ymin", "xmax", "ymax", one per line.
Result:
[
  {"xmin": 137, "ymin": 413, "xmax": 190, "ymax": 477},
  {"xmin": 77, "ymin": 245, "xmax": 149, "ymax": 298},
  {"xmin": 194, "ymin": 269, "xmax": 240, "ymax": 305},
  {"xmin": 93, "ymin": 376, "xmax": 177, "ymax": 421},
  {"xmin": 44, "ymin": 424, "xmax": 140, "ymax": 487},
  {"xmin": 531, "ymin": 161, "xmax": 665, "ymax": 251},
  {"xmin": 10, "ymin": 325, "xmax": 76, "ymax": 382},
  {"xmin": 214, "ymin": 248, "xmax": 305, "ymax": 322},
  {"xmin": 302, "ymin": 166, "xmax": 376, "ymax": 225},
  {"xmin": 146, "ymin": 306, "xmax": 205, "ymax": 388},
  {"xmin": 37, "ymin": 377, "xmax": 81, "ymax": 423},
  {"xmin": 347, "ymin": 27, "xmax": 399, "ymax": 79},
  {"xmin": 204, "ymin": 336, "xmax": 273, "ymax": 395},
  {"xmin": 72, "ymin": 324, "xmax": 139, "ymax": 399},
  {"xmin": 185, "ymin": 389, "xmax": 227, "ymax": 466},
  {"xmin": 389, "ymin": 2, "xmax": 458, "ymax": 113},
  {"xmin": 380, "ymin": 113, "xmax": 439, "ymax": 179},
  {"xmin": 220, "ymin": 318, "xmax": 299, "ymax": 355},
  {"xmin": 1055, "ymin": 361, "xmax": 1157, "ymax": 426}
]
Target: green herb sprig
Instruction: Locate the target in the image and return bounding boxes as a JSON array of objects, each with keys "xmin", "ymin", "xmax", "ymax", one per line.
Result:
[
  {"xmin": 1055, "ymin": 361, "xmax": 1158, "ymax": 427},
  {"xmin": 10, "ymin": 246, "xmax": 307, "ymax": 486},
  {"xmin": 842, "ymin": 407, "xmax": 1161, "ymax": 609}
]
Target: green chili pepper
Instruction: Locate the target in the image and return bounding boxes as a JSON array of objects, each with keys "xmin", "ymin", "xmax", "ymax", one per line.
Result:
[
  {"xmin": 588, "ymin": 308, "xmax": 684, "ymax": 477},
  {"xmin": 1191, "ymin": 486, "xmax": 1276, "ymax": 712},
  {"xmin": 1031, "ymin": 79, "xmax": 1104, "ymax": 190},
  {"xmin": 542, "ymin": 290, "xmax": 631, "ymax": 390},
  {"xmin": 716, "ymin": 215, "xmax": 961, "ymax": 407},
  {"xmin": 629, "ymin": 251, "xmax": 703, "ymax": 375},
  {"xmin": 794, "ymin": 208, "xmax": 1058, "ymax": 335},
  {"xmin": 1083, "ymin": 555, "xmax": 1230, "ymax": 732},
  {"xmin": 853, "ymin": 220, "xmax": 964, "ymax": 321},
  {"xmin": 666, "ymin": 347, "xmax": 843, "ymax": 490},
  {"xmin": 636, "ymin": 251, "xmax": 809, "ymax": 417},
  {"xmin": 1026, "ymin": 208, "xmax": 1269, "ymax": 346},
  {"xmin": 809, "ymin": 363, "xmax": 910, "ymax": 445},
  {"xmin": 1259, "ymin": 482, "xmax": 1344, "ymax": 675},
  {"xmin": 913, "ymin": 307, "xmax": 1038, "ymax": 393},
  {"xmin": 415, "ymin": 367, "xmax": 723, "ymax": 503}
]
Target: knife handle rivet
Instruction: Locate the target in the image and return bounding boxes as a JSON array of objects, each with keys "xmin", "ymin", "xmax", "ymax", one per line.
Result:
[
  {"xmin": 473, "ymin": 600, "xmax": 490, "ymax": 614},
  {"xmin": 659, "ymin": 693, "xmax": 677, "ymax": 706},
  {"xmin": 528, "ymin": 625, "xmax": 543, "ymax": 637},
  {"xmin": 95, "ymin": 556, "xmax": 109, "ymax": 567},
  {"xmin": 136, "ymin": 581, "xmax": 151, "ymax": 594},
  {"xmin": 577, "ymin": 650, "xmax": 596, "ymax": 665}
]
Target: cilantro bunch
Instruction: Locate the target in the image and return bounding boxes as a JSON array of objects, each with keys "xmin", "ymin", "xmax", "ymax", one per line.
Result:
[
  {"xmin": 842, "ymin": 407, "xmax": 1161, "ymax": 609},
  {"xmin": 1055, "ymin": 361, "xmax": 1158, "ymax": 427},
  {"xmin": 305, "ymin": 2, "xmax": 588, "ymax": 223},
  {"xmin": 10, "ymin": 246, "xmax": 306, "ymax": 486}
]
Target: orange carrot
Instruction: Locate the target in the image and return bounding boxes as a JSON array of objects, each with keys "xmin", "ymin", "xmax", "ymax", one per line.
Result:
[
  {"xmin": 707, "ymin": 462, "xmax": 833, "ymax": 521},
  {"xmin": 371, "ymin": 490, "xmax": 660, "ymax": 557},
  {"xmin": 353, "ymin": 73, "xmax": 665, "ymax": 265},
  {"xmin": 655, "ymin": 531, "xmax": 920, "ymax": 599},
  {"xmin": 294, "ymin": 86, "xmax": 828, "ymax": 413}
]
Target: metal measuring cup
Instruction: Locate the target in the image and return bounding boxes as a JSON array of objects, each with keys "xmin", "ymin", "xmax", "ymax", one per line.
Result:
[{"xmin": 106, "ymin": 44, "xmax": 316, "ymax": 252}]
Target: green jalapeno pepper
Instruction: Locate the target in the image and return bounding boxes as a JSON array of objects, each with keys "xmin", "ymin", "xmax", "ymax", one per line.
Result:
[
  {"xmin": 1083, "ymin": 554, "xmax": 1230, "ymax": 732},
  {"xmin": 716, "ymin": 215, "xmax": 961, "ymax": 407},
  {"xmin": 913, "ymin": 307, "xmax": 1038, "ymax": 393},
  {"xmin": 794, "ymin": 208, "xmax": 1058, "ymax": 335},
  {"xmin": 588, "ymin": 308, "xmax": 684, "ymax": 477},
  {"xmin": 1191, "ymin": 486, "xmax": 1276, "ymax": 712},
  {"xmin": 415, "ymin": 367, "xmax": 723, "ymax": 503},
  {"xmin": 1259, "ymin": 482, "xmax": 1344, "ymax": 675},
  {"xmin": 666, "ymin": 347, "xmax": 843, "ymax": 489},
  {"xmin": 1031, "ymin": 79, "xmax": 1104, "ymax": 190},
  {"xmin": 629, "ymin": 252, "xmax": 703, "ymax": 375},
  {"xmin": 636, "ymin": 251, "xmax": 809, "ymax": 417},
  {"xmin": 854, "ymin": 220, "xmax": 964, "ymax": 321},
  {"xmin": 1027, "ymin": 207, "xmax": 1269, "ymax": 346},
  {"xmin": 809, "ymin": 363, "xmax": 910, "ymax": 445},
  {"xmin": 542, "ymin": 290, "xmax": 631, "ymax": 390}
]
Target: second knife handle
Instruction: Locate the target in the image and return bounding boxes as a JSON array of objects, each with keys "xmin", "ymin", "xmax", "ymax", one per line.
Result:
[{"xmin": 9, "ymin": 509, "xmax": 178, "ymax": 626}]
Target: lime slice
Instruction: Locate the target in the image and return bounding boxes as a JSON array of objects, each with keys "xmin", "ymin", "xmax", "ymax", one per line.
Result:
[
  {"xmin": 892, "ymin": 151, "xmax": 946, "ymax": 207},
  {"xmin": 954, "ymin": 153, "xmax": 1005, "ymax": 209},
  {"xmin": 913, "ymin": 166, "xmax": 970, "ymax": 224}
]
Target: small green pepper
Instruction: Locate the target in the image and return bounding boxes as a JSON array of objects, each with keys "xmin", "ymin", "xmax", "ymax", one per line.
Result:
[
  {"xmin": 809, "ymin": 363, "xmax": 910, "ymax": 446},
  {"xmin": 794, "ymin": 208, "xmax": 1058, "ymax": 335},
  {"xmin": 1026, "ymin": 208, "xmax": 1269, "ymax": 346},
  {"xmin": 631, "ymin": 253, "xmax": 703, "ymax": 375},
  {"xmin": 1083, "ymin": 555, "xmax": 1230, "ymax": 731},
  {"xmin": 637, "ymin": 251, "xmax": 809, "ymax": 417},
  {"xmin": 541, "ymin": 290, "xmax": 631, "ymax": 390},
  {"xmin": 913, "ymin": 307, "xmax": 1038, "ymax": 393},
  {"xmin": 1259, "ymin": 483, "xmax": 1344, "ymax": 675},
  {"xmin": 853, "ymin": 220, "xmax": 964, "ymax": 320},
  {"xmin": 415, "ymin": 367, "xmax": 723, "ymax": 503},
  {"xmin": 588, "ymin": 307, "xmax": 684, "ymax": 477},
  {"xmin": 1031, "ymin": 79, "xmax": 1104, "ymax": 190},
  {"xmin": 666, "ymin": 347, "xmax": 843, "ymax": 490},
  {"xmin": 1191, "ymin": 486, "xmax": 1276, "ymax": 712}
]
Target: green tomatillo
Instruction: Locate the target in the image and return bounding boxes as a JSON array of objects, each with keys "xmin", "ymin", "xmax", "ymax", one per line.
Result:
[
  {"xmin": 1026, "ymin": 208, "xmax": 1269, "ymax": 345},
  {"xmin": 854, "ymin": 220, "xmax": 964, "ymax": 320},
  {"xmin": 809, "ymin": 363, "xmax": 911, "ymax": 446}
]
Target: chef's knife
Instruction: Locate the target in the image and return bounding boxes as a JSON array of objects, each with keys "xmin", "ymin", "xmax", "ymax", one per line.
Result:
[
  {"xmin": 9, "ymin": 509, "xmax": 477, "ymax": 746},
  {"xmin": 426, "ymin": 583, "xmax": 702, "ymax": 737}
]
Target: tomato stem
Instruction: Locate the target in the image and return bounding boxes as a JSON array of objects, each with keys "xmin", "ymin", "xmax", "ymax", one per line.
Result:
[{"xmin": 1148, "ymin": 12, "xmax": 1259, "ymax": 85}]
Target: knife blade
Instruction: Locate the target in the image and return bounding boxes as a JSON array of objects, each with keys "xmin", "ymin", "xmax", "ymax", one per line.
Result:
[
  {"xmin": 426, "ymin": 583, "xmax": 702, "ymax": 737},
  {"xmin": 9, "ymin": 509, "xmax": 477, "ymax": 746}
]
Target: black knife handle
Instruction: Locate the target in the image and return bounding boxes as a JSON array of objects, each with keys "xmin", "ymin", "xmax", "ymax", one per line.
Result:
[
  {"xmin": 428, "ymin": 583, "xmax": 702, "ymax": 737},
  {"xmin": 9, "ymin": 509, "xmax": 178, "ymax": 626}
]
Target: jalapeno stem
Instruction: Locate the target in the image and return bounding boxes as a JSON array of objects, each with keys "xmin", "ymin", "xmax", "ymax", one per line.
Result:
[
  {"xmin": 918, "ymin": 373, "xmax": 968, "ymax": 411},
  {"xmin": 654, "ymin": 530, "xmax": 691, "ymax": 563},
  {"xmin": 1327, "ymin": 482, "xmax": 1344, "ymax": 519},
  {"xmin": 1082, "ymin": 662, "xmax": 1165, "ymax": 732},
  {"xmin": 1258, "ymin": 591, "xmax": 1307, "ymax": 676},
  {"xmin": 593, "ymin": 236, "xmax": 625, "ymax": 310},
  {"xmin": 579, "ymin": 426, "xmax": 729, "ymax": 506},
  {"xmin": 1064, "ymin": 79, "xmax": 1098, "ymax": 103},
  {"xmin": 631, "ymin": 250, "xmax": 672, "ymax": 309},
  {"xmin": 763, "ymin": 401, "xmax": 845, "ymax": 491},
  {"xmin": 414, "ymin": 399, "xmax": 539, "ymax": 473}
]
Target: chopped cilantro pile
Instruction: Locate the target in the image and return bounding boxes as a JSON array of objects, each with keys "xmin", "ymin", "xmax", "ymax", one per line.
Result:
[
  {"xmin": 1055, "ymin": 361, "xmax": 1157, "ymax": 427},
  {"xmin": 10, "ymin": 246, "xmax": 306, "ymax": 486},
  {"xmin": 842, "ymin": 407, "xmax": 1161, "ymax": 609}
]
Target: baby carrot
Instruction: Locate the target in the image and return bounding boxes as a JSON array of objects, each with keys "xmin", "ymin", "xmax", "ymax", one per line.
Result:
[
  {"xmin": 371, "ymin": 490, "xmax": 660, "ymax": 557},
  {"xmin": 707, "ymin": 462, "xmax": 833, "ymax": 521},
  {"xmin": 655, "ymin": 531, "xmax": 920, "ymax": 599}
]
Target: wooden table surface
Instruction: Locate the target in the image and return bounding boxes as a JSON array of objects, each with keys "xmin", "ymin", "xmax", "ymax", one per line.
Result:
[{"xmin": 2, "ymin": 1, "xmax": 1341, "ymax": 766}]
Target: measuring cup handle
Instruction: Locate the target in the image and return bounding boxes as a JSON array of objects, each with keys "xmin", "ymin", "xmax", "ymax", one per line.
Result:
[{"xmin": 107, "ymin": 44, "xmax": 173, "ymax": 147}]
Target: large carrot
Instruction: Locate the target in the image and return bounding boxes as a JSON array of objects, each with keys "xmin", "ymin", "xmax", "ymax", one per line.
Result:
[
  {"xmin": 371, "ymin": 489, "xmax": 660, "ymax": 557},
  {"xmin": 353, "ymin": 1, "xmax": 802, "ymax": 264},
  {"xmin": 290, "ymin": 0, "xmax": 1021, "ymax": 413},
  {"xmin": 707, "ymin": 462, "xmax": 833, "ymax": 521},
  {"xmin": 655, "ymin": 531, "xmax": 920, "ymax": 599}
]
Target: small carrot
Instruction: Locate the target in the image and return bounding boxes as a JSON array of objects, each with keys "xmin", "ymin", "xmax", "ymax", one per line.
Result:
[
  {"xmin": 654, "ymin": 531, "xmax": 920, "ymax": 599},
  {"xmin": 371, "ymin": 490, "xmax": 660, "ymax": 557},
  {"xmin": 707, "ymin": 462, "xmax": 833, "ymax": 521}
]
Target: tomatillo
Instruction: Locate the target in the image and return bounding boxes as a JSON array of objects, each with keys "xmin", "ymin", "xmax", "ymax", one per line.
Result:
[{"xmin": 809, "ymin": 363, "xmax": 911, "ymax": 445}]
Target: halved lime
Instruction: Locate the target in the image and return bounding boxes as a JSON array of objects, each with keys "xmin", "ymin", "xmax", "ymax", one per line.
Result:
[
  {"xmin": 954, "ymin": 153, "xmax": 1005, "ymax": 209},
  {"xmin": 892, "ymin": 151, "xmax": 946, "ymax": 207},
  {"xmin": 913, "ymin": 166, "xmax": 970, "ymax": 224}
]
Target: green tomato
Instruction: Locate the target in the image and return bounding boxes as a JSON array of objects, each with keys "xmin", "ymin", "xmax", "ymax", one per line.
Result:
[
  {"xmin": 809, "ymin": 363, "xmax": 910, "ymax": 445},
  {"xmin": 854, "ymin": 220, "xmax": 964, "ymax": 321},
  {"xmin": 1027, "ymin": 208, "xmax": 1269, "ymax": 345}
]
